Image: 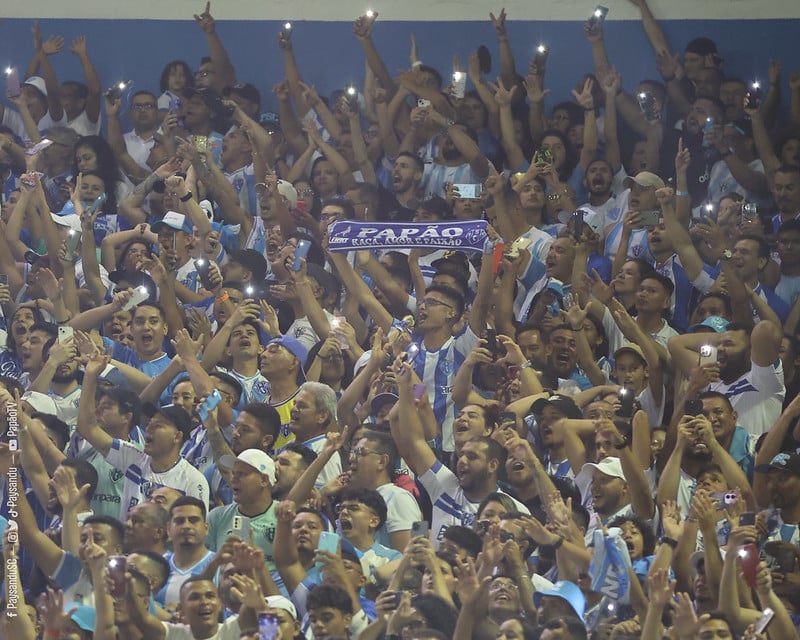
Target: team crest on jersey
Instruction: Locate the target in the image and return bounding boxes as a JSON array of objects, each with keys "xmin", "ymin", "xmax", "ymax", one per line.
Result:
[
  {"xmin": 110, "ymin": 469, "xmax": 124, "ymax": 483},
  {"xmin": 437, "ymin": 360, "xmax": 453, "ymax": 375},
  {"xmin": 254, "ymin": 381, "xmax": 269, "ymax": 395}
]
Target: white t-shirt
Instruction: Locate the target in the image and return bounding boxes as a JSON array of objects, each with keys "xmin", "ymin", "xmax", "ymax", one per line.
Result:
[
  {"xmin": 48, "ymin": 385, "xmax": 81, "ymax": 429},
  {"xmin": 708, "ymin": 360, "xmax": 785, "ymax": 437},
  {"xmin": 601, "ymin": 307, "xmax": 679, "ymax": 355},
  {"xmin": 123, "ymin": 129, "xmax": 156, "ymax": 169},
  {"xmin": 105, "ymin": 438, "xmax": 210, "ymax": 518},
  {"xmin": 286, "ymin": 309, "xmax": 337, "ymax": 352},
  {"xmin": 2, "ymin": 108, "xmax": 64, "ymax": 143},
  {"xmin": 300, "ymin": 434, "xmax": 342, "ymax": 488},
  {"xmin": 163, "ymin": 616, "xmax": 241, "ymax": 640},
  {"xmin": 375, "ymin": 482, "xmax": 423, "ymax": 548},
  {"xmin": 65, "ymin": 109, "xmax": 101, "ymax": 137}
]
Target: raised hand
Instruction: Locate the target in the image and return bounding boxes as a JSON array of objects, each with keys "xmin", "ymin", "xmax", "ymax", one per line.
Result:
[
  {"xmin": 675, "ymin": 137, "xmax": 691, "ymax": 175},
  {"xmin": 40, "ymin": 588, "xmax": 78, "ymax": 635},
  {"xmin": 489, "ymin": 8, "xmax": 508, "ymax": 37},
  {"xmin": 193, "ymin": 1, "xmax": 216, "ymax": 33},
  {"xmin": 490, "ymin": 77, "xmax": 518, "ymax": 107},
  {"xmin": 572, "ymin": 77, "xmax": 595, "ymax": 110},
  {"xmin": 41, "ymin": 35, "xmax": 65, "ymax": 56},
  {"xmin": 647, "ymin": 567, "xmax": 675, "ymax": 609},
  {"xmin": 69, "ymin": 36, "xmax": 88, "ymax": 57}
]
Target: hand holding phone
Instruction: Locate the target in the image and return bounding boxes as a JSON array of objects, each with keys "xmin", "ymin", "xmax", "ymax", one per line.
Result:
[
  {"xmin": 107, "ymin": 555, "xmax": 127, "ymax": 598},
  {"xmin": 198, "ymin": 389, "xmax": 223, "ymax": 422},
  {"xmin": 292, "ymin": 239, "xmax": 312, "ymax": 271},
  {"xmin": 5, "ymin": 67, "xmax": 21, "ymax": 98}
]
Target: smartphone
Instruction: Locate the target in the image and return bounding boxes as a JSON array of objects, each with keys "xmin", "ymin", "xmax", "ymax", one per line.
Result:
[
  {"xmin": 417, "ymin": 98, "xmax": 432, "ymax": 108},
  {"xmin": 505, "ymin": 236, "xmax": 532, "ymax": 260},
  {"xmin": 232, "ymin": 514, "xmax": 251, "ymax": 539},
  {"xmin": 194, "ymin": 258, "xmax": 213, "ymax": 289},
  {"xmin": 534, "ymin": 148, "xmax": 553, "ymax": 165},
  {"xmin": 193, "ymin": 135, "xmax": 209, "ymax": 152},
  {"xmin": 711, "ymin": 492, "xmax": 738, "ymax": 506},
  {"xmin": 413, "ymin": 383, "xmax": 426, "ymax": 401},
  {"xmin": 741, "ymin": 202, "xmax": 759, "ymax": 223},
  {"xmin": 107, "ymin": 555, "xmax": 127, "ymax": 599},
  {"xmin": 198, "ymin": 389, "xmax": 223, "ymax": 422},
  {"xmin": 745, "ymin": 82, "xmax": 762, "ymax": 111},
  {"xmin": 486, "ymin": 328, "xmax": 498, "ymax": 358},
  {"xmin": 685, "ymin": 398, "xmax": 704, "ymax": 417},
  {"xmin": 5, "ymin": 67, "xmax": 21, "ymax": 98},
  {"xmin": 617, "ymin": 387, "xmax": 635, "ymax": 418},
  {"xmin": 122, "ymin": 286, "xmax": 150, "ymax": 312},
  {"xmin": 20, "ymin": 173, "xmax": 39, "ymax": 188},
  {"xmin": 451, "ymin": 71, "xmax": 467, "ymax": 99},
  {"xmin": 637, "ymin": 91, "xmax": 660, "ymax": 122},
  {"xmin": 168, "ymin": 96, "xmax": 181, "ymax": 115},
  {"xmin": 499, "ymin": 411, "xmax": 517, "ymax": 425},
  {"xmin": 315, "ymin": 531, "xmax": 340, "ymax": 568},
  {"xmin": 586, "ymin": 5, "xmax": 609, "ymax": 35},
  {"xmin": 739, "ymin": 512, "xmax": 756, "ymax": 526},
  {"xmin": 292, "ymin": 239, "xmax": 312, "ymax": 271},
  {"xmin": 738, "ymin": 542, "xmax": 759, "ymax": 588},
  {"xmin": 572, "ymin": 210, "xmax": 585, "ymax": 242},
  {"xmin": 24, "ymin": 138, "xmax": 54, "ymax": 156},
  {"xmin": 58, "ymin": 326, "xmax": 74, "ymax": 344},
  {"xmin": 411, "ymin": 520, "xmax": 429, "ymax": 539},
  {"xmin": 753, "ymin": 607, "xmax": 774, "ymax": 634},
  {"xmin": 104, "ymin": 80, "xmax": 132, "ymax": 101},
  {"xmin": 639, "ymin": 210, "xmax": 661, "ymax": 227},
  {"xmin": 698, "ymin": 344, "xmax": 718, "ymax": 366},
  {"xmin": 477, "ymin": 45, "xmax": 492, "ymax": 74},
  {"xmin": 0, "ymin": 274, "xmax": 8, "ymax": 285},
  {"xmin": 453, "ymin": 183, "xmax": 480, "ymax": 199},
  {"xmin": 64, "ymin": 230, "xmax": 82, "ymax": 262},
  {"xmin": 403, "ymin": 343, "xmax": 420, "ymax": 363},
  {"xmin": 258, "ymin": 612, "xmax": 280, "ymax": 640},
  {"xmin": 533, "ymin": 44, "xmax": 548, "ymax": 73},
  {"xmin": 702, "ymin": 117, "xmax": 715, "ymax": 148},
  {"xmin": 85, "ymin": 193, "xmax": 107, "ymax": 218}
]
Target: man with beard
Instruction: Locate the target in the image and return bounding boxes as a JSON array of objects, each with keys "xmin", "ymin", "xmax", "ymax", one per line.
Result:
[
  {"xmin": 272, "ymin": 443, "xmax": 318, "ymax": 500},
  {"xmin": 18, "ymin": 322, "xmax": 57, "ymax": 390},
  {"xmin": 515, "ymin": 325, "xmax": 548, "ymax": 372},
  {"xmin": 580, "ymin": 158, "xmax": 625, "ymax": 229},
  {"xmin": 415, "ymin": 110, "xmax": 490, "ymax": 199},
  {"xmin": 527, "ymin": 395, "xmax": 584, "ymax": 479},
  {"xmin": 729, "ymin": 235, "xmax": 789, "ymax": 324},
  {"xmin": 28, "ymin": 336, "xmax": 81, "ymax": 428},
  {"xmin": 538, "ymin": 325, "xmax": 593, "ymax": 392},
  {"xmin": 656, "ymin": 412, "xmax": 754, "ymax": 518},
  {"xmin": 378, "ymin": 151, "xmax": 423, "ymax": 221},
  {"xmin": 345, "ymin": 431, "xmax": 421, "ymax": 551},
  {"xmin": 515, "ymin": 238, "xmax": 575, "ymax": 322},
  {"xmin": 755, "ymin": 453, "xmax": 800, "ymax": 549},
  {"xmin": 395, "ymin": 369, "xmax": 528, "ymax": 540},
  {"xmin": 660, "ymin": 97, "xmax": 726, "ymax": 207},
  {"xmin": 669, "ymin": 319, "xmax": 784, "ymax": 436},
  {"xmin": 769, "ymin": 165, "xmax": 800, "ymax": 233}
]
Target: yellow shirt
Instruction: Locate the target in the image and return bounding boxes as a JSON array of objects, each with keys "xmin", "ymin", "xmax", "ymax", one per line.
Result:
[{"xmin": 270, "ymin": 389, "xmax": 299, "ymax": 451}]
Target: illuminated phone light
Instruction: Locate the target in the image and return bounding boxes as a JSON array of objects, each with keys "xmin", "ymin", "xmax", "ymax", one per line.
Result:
[
  {"xmin": 246, "ymin": 286, "xmax": 255, "ymax": 295},
  {"xmin": 346, "ymin": 86, "xmax": 357, "ymax": 96},
  {"xmin": 366, "ymin": 9, "xmax": 375, "ymax": 18},
  {"xmin": 68, "ymin": 230, "xmax": 77, "ymax": 237},
  {"xmin": 138, "ymin": 286, "xmax": 149, "ymax": 295},
  {"xmin": 752, "ymin": 81, "xmax": 760, "ymax": 89},
  {"xmin": 4, "ymin": 67, "xmax": 12, "ymax": 76},
  {"xmin": 537, "ymin": 44, "xmax": 547, "ymax": 54},
  {"xmin": 738, "ymin": 548, "xmax": 749, "ymax": 558},
  {"xmin": 453, "ymin": 71, "xmax": 464, "ymax": 81},
  {"xmin": 284, "ymin": 22, "xmax": 292, "ymax": 30},
  {"xmin": 118, "ymin": 82, "xmax": 127, "ymax": 90},
  {"xmin": 638, "ymin": 92, "xmax": 647, "ymax": 100},
  {"xmin": 196, "ymin": 258, "xmax": 206, "ymax": 266},
  {"xmin": 705, "ymin": 203, "xmax": 713, "ymax": 212},
  {"xmin": 594, "ymin": 9, "xmax": 603, "ymax": 17}
]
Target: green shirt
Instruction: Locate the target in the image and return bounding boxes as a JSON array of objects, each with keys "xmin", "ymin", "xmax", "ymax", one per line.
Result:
[{"xmin": 206, "ymin": 501, "xmax": 277, "ymax": 569}]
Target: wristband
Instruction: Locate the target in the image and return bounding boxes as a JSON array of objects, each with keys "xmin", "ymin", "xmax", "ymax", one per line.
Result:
[
  {"xmin": 520, "ymin": 362, "xmax": 534, "ymax": 370},
  {"xmin": 676, "ymin": 190, "xmax": 689, "ymax": 197},
  {"xmin": 614, "ymin": 436, "xmax": 629, "ymax": 450},
  {"xmin": 411, "ymin": 61, "xmax": 423, "ymax": 69},
  {"xmin": 216, "ymin": 292, "xmax": 230, "ymax": 304},
  {"xmin": 179, "ymin": 191, "xmax": 193, "ymax": 202},
  {"xmin": 659, "ymin": 536, "xmax": 678, "ymax": 549},
  {"xmin": 552, "ymin": 536, "xmax": 565, "ymax": 550}
]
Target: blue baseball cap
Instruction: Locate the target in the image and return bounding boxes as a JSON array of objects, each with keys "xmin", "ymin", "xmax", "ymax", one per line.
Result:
[
  {"xmin": 267, "ymin": 335, "xmax": 308, "ymax": 380},
  {"xmin": 689, "ymin": 315, "xmax": 729, "ymax": 333},
  {"xmin": 533, "ymin": 580, "xmax": 586, "ymax": 619},
  {"xmin": 152, "ymin": 211, "xmax": 193, "ymax": 235},
  {"xmin": 68, "ymin": 603, "xmax": 96, "ymax": 632}
]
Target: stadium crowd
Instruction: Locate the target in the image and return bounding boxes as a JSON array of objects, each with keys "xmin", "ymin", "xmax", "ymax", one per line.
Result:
[{"xmin": 1, "ymin": 1, "xmax": 800, "ymax": 638}]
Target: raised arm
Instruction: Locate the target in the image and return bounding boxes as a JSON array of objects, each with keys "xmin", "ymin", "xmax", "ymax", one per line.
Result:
[
  {"xmin": 390, "ymin": 360, "xmax": 437, "ymax": 475},
  {"xmin": 352, "ymin": 12, "xmax": 396, "ymax": 98},
  {"xmin": 69, "ymin": 36, "xmax": 101, "ymax": 124},
  {"xmin": 193, "ymin": 2, "xmax": 237, "ymax": 90},
  {"xmin": 76, "ymin": 351, "xmax": 115, "ymax": 456}
]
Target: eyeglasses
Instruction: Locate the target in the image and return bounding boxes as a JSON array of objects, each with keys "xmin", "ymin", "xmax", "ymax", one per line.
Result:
[
  {"xmin": 319, "ymin": 353, "xmax": 344, "ymax": 362},
  {"xmin": 489, "ymin": 580, "xmax": 519, "ymax": 592},
  {"xmin": 335, "ymin": 502, "xmax": 375, "ymax": 515},
  {"xmin": 349, "ymin": 447, "xmax": 381, "ymax": 459},
  {"xmin": 131, "ymin": 104, "xmax": 156, "ymax": 111},
  {"xmin": 419, "ymin": 297, "xmax": 453, "ymax": 309}
]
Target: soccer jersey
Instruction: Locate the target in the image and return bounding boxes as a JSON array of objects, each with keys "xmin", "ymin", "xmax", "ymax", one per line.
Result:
[
  {"xmin": 299, "ymin": 434, "xmax": 342, "ymax": 489},
  {"xmin": 708, "ymin": 360, "xmax": 785, "ymax": 437},
  {"xmin": 158, "ymin": 549, "xmax": 215, "ymax": 609},
  {"xmin": 206, "ymin": 502, "xmax": 277, "ymax": 570},
  {"xmin": 419, "ymin": 460, "xmax": 529, "ymax": 544},
  {"xmin": 105, "ymin": 438, "xmax": 210, "ymax": 517},
  {"xmin": 49, "ymin": 385, "xmax": 81, "ymax": 430},
  {"xmin": 411, "ymin": 326, "xmax": 480, "ymax": 452},
  {"xmin": 269, "ymin": 388, "xmax": 300, "ymax": 451},
  {"xmin": 66, "ymin": 428, "xmax": 145, "ymax": 519},
  {"xmin": 220, "ymin": 367, "xmax": 270, "ymax": 408}
]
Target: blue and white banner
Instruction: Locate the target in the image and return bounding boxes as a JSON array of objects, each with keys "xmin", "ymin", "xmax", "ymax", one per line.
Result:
[
  {"xmin": 327, "ymin": 220, "xmax": 488, "ymax": 254},
  {"xmin": 589, "ymin": 528, "xmax": 633, "ymax": 604}
]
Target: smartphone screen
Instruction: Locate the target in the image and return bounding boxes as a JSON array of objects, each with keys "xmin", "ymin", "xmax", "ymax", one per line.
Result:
[
  {"xmin": 572, "ymin": 210, "xmax": 584, "ymax": 242},
  {"xmin": 617, "ymin": 387, "xmax": 635, "ymax": 418},
  {"xmin": 413, "ymin": 383, "xmax": 426, "ymax": 401},
  {"xmin": 292, "ymin": 239, "xmax": 312, "ymax": 271},
  {"xmin": 107, "ymin": 555, "xmax": 127, "ymax": 598},
  {"xmin": 258, "ymin": 612, "xmax": 280, "ymax": 640},
  {"xmin": 5, "ymin": 67, "xmax": 21, "ymax": 98},
  {"xmin": 198, "ymin": 389, "xmax": 223, "ymax": 421},
  {"xmin": 411, "ymin": 520, "xmax": 429, "ymax": 539}
]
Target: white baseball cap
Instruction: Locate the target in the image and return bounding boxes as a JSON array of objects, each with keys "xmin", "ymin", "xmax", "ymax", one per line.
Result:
[
  {"xmin": 50, "ymin": 213, "xmax": 82, "ymax": 233},
  {"xmin": 219, "ymin": 449, "xmax": 276, "ymax": 485}
]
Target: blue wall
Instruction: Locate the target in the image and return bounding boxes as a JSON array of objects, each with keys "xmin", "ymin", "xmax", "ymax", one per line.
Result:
[{"xmin": 2, "ymin": 18, "xmax": 798, "ymax": 125}]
